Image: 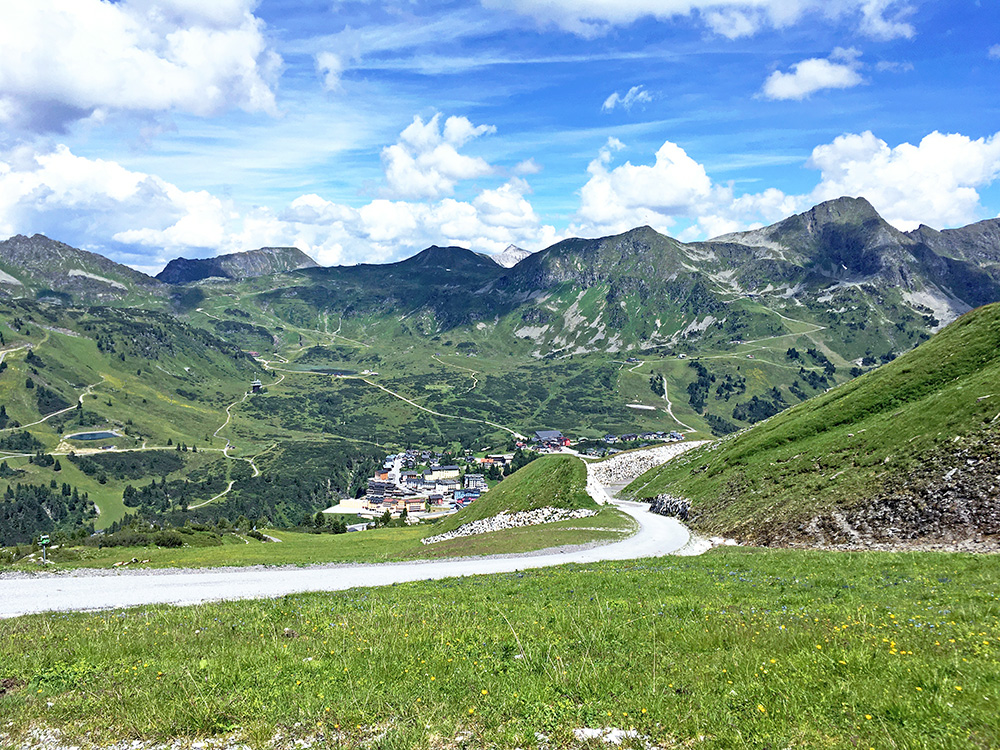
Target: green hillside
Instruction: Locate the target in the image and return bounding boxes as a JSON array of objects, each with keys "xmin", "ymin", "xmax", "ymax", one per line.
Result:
[
  {"xmin": 624, "ymin": 302, "xmax": 1000, "ymax": 546},
  {"xmin": 432, "ymin": 454, "xmax": 597, "ymax": 535}
]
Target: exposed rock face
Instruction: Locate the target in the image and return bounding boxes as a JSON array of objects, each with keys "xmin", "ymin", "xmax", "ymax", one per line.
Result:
[
  {"xmin": 421, "ymin": 507, "xmax": 597, "ymax": 544},
  {"xmin": 717, "ymin": 428, "xmax": 1000, "ymax": 552},
  {"xmin": 156, "ymin": 247, "xmax": 319, "ymax": 284},
  {"xmin": 806, "ymin": 430, "xmax": 1000, "ymax": 549},
  {"xmin": 491, "ymin": 244, "xmax": 533, "ymax": 268}
]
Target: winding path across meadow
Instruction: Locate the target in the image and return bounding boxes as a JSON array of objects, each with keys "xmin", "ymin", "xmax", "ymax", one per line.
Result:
[{"xmin": 0, "ymin": 500, "xmax": 690, "ymax": 619}]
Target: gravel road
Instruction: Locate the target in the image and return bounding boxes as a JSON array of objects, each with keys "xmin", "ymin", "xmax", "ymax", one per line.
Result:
[{"xmin": 0, "ymin": 500, "xmax": 688, "ymax": 619}]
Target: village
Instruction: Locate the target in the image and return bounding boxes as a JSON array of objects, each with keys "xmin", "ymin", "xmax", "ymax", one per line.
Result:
[{"xmin": 323, "ymin": 428, "xmax": 686, "ymax": 525}]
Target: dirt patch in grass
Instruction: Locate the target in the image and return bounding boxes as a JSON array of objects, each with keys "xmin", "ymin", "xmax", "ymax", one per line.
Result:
[{"xmin": 0, "ymin": 677, "xmax": 24, "ymax": 697}]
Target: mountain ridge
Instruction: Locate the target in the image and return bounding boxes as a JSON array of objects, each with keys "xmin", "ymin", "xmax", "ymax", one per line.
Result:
[
  {"xmin": 156, "ymin": 246, "xmax": 319, "ymax": 284},
  {"xmin": 0, "ymin": 233, "xmax": 163, "ymax": 303}
]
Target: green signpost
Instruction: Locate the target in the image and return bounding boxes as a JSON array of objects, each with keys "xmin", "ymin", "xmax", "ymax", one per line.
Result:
[{"xmin": 38, "ymin": 534, "xmax": 50, "ymax": 563}]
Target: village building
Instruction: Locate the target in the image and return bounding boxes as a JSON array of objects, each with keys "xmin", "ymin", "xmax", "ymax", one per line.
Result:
[
  {"xmin": 534, "ymin": 429, "xmax": 571, "ymax": 448},
  {"xmin": 423, "ymin": 465, "xmax": 460, "ymax": 481},
  {"xmin": 464, "ymin": 473, "xmax": 487, "ymax": 491}
]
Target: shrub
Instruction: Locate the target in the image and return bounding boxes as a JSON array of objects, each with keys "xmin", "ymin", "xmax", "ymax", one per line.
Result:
[{"xmin": 152, "ymin": 531, "xmax": 184, "ymax": 548}]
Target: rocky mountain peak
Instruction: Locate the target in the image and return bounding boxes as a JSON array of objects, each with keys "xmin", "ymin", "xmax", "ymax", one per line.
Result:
[{"xmin": 491, "ymin": 244, "xmax": 533, "ymax": 268}]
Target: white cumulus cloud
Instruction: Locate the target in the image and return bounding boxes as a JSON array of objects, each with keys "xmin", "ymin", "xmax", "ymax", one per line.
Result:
[
  {"xmin": 0, "ymin": 0, "xmax": 280, "ymax": 133},
  {"xmin": 0, "ymin": 133, "xmax": 559, "ymax": 269},
  {"xmin": 576, "ymin": 138, "xmax": 715, "ymax": 235},
  {"xmin": 762, "ymin": 48, "xmax": 864, "ymax": 100},
  {"xmin": 806, "ymin": 130, "xmax": 1000, "ymax": 230},
  {"xmin": 381, "ymin": 114, "xmax": 497, "ymax": 200},
  {"xmin": 602, "ymin": 86, "xmax": 653, "ymax": 112}
]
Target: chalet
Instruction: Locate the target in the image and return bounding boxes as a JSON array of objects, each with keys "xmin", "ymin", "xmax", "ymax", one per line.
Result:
[
  {"xmin": 534, "ymin": 429, "xmax": 570, "ymax": 447},
  {"xmin": 250, "ymin": 378, "xmax": 263, "ymax": 393}
]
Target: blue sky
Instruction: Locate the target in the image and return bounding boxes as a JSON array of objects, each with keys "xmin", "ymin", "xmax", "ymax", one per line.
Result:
[{"xmin": 0, "ymin": 0, "xmax": 998, "ymax": 272}]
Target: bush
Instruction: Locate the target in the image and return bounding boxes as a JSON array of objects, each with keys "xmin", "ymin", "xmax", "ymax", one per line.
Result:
[{"xmin": 152, "ymin": 531, "xmax": 184, "ymax": 548}]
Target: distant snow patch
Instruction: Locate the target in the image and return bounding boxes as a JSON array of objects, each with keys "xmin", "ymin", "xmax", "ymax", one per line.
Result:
[
  {"xmin": 627, "ymin": 404, "xmax": 657, "ymax": 410},
  {"xmin": 68, "ymin": 269, "xmax": 126, "ymax": 289}
]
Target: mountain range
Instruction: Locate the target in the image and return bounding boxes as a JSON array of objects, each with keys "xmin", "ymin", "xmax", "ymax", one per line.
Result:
[{"xmin": 3, "ymin": 195, "xmax": 1000, "ymax": 547}]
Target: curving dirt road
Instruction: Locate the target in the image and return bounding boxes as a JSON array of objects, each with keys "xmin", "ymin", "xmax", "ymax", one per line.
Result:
[{"xmin": 0, "ymin": 500, "xmax": 689, "ymax": 619}]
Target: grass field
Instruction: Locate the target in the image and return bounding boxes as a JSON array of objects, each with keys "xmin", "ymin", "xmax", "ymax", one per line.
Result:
[
  {"xmin": 6, "ymin": 506, "xmax": 633, "ymax": 571},
  {"xmin": 1, "ymin": 547, "xmax": 997, "ymax": 749}
]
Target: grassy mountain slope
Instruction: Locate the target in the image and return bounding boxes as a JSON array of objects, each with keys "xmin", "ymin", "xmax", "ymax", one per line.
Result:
[
  {"xmin": 624, "ymin": 302, "xmax": 1000, "ymax": 546},
  {"xmin": 0, "ymin": 234, "xmax": 164, "ymax": 305},
  {"xmin": 431, "ymin": 454, "xmax": 597, "ymax": 535},
  {"xmin": 0, "ymin": 297, "xmax": 263, "ymax": 531}
]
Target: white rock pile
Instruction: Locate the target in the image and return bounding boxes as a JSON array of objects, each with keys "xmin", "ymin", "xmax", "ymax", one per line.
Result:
[
  {"xmin": 588, "ymin": 441, "xmax": 709, "ymax": 486},
  {"xmin": 421, "ymin": 507, "xmax": 598, "ymax": 545}
]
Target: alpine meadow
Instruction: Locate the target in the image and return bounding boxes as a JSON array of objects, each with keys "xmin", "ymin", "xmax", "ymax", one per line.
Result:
[{"xmin": 2, "ymin": 1, "xmax": 1000, "ymax": 748}]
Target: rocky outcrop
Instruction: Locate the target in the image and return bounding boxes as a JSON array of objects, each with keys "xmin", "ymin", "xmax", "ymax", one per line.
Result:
[
  {"xmin": 723, "ymin": 428, "xmax": 1000, "ymax": 552},
  {"xmin": 421, "ymin": 507, "xmax": 597, "ymax": 545},
  {"xmin": 490, "ymin": 244, "xmax": 533, "ymax": 268},
  {"xmin": 647, "ymin": 494, "xmax": 690, "ymax": 521},
  {"xmin": 802, "ymin": 431, "xmax": 1000, "ymax": 550},
  {"xmin": 0, "ymin": 234, "xmax": 162, "ymax": 301}
]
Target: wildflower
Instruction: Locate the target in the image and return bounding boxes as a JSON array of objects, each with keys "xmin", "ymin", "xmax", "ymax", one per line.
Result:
[{"xmin": 757, "ymin": 704, "xmax": 766, "ymax": 714}]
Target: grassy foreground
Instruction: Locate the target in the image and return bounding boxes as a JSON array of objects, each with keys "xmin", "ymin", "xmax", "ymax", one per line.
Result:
[{"xmin": 2, "ymin": 548, "xmax": 998, "ymax": 749}]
